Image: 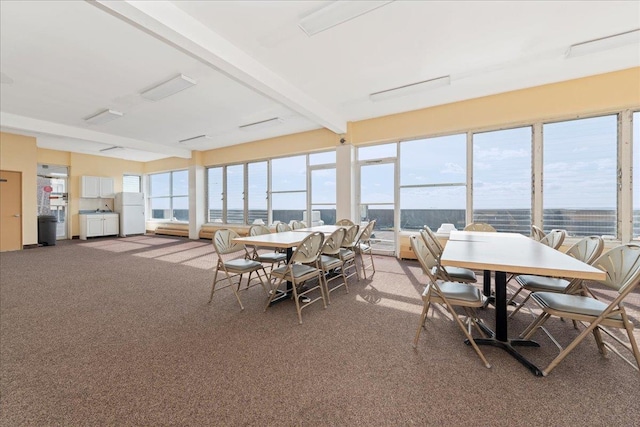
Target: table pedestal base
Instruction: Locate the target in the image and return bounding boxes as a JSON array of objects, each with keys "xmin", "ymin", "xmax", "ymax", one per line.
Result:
[{"xmin": 465, "ymin": 337, "xmax": 543, "ymax": 376}]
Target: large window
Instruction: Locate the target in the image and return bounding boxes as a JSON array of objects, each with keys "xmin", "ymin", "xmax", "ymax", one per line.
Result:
[
  {"xmin": 634, "ymin": 111, "xmax": 640, "ymax": 239},
  {"xmin": 310, "ymin": 151, "xmax": 336, "ymax": 226},
  {"xmin": 149, "ymin": 170, "xmax": 189, "ymax": 221},
  {"xmin": 473, "ymin": 127, "xmax": 532, "ymax": 233},
  {"xmin": 272, "ymin": 155, "xmax": 306, "ymax": 224},
  {"xmin": 248, "ymin": 161, "xmax": 268, "ymax": 225},
  {"xmin": 400, "ymin": 135, "xmax": 466, "ymax": 231},
  {"xmin": 543, "ymin": 115, "xmax": 617, "ymax": 237},
  {"xmin": 226, "ymin": 164, "xmax": 244, "ymax": 224}
]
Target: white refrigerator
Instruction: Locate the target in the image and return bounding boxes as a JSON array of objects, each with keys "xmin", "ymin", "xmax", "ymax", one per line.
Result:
[{"xmin": 114, "ymin": 192, "xmax": 146, "ymax": 237}]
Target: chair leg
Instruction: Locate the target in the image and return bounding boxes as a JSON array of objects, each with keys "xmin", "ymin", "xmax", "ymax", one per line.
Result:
[
  {"xmin": 506, "ymin": 286, "xmax": 524, "ymax": 306},
  {"xmin": 520, "ymin": 312, "xmax": 551, "ymax": 339},
  {"xmin": 443, "ymin": 301, "xmax": 491, "ymax": 368},
  {"xmin": 542, "ymin": 320, "xmax": 602, "ymax": 376},
  {"xmin": 226, "ymin": 269, "xmax": 244, "ymax": 310},
  {"xmin": 622, "ymin": 311, "xmax": 640, "ymax": 371},
  {"xmin": 592, "ymin": 326, "xmax": 606, "ymax": 355},
  {"xmin": 413, "ymin": 297, "xmax": 430, "ymax": 348},
  {"xmin": 508, "ymin": 292, "xmax": 532, "ymax": 318},
  {"xmin": 208, "ymin": 263, "xmax": 221, "ymax": 303}
]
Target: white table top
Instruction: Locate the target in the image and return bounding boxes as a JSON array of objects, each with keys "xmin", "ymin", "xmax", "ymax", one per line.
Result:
[
  {"xmin": 232, "ymin": 231, "xmax": 313, "ymax": 249},
  {"xmin": 291, "ymin": 225, "xmax": 345, "ymax": 234},
  {"xmin": 442, "ymin": 231, "xmax": 606, "ymax": 281}
]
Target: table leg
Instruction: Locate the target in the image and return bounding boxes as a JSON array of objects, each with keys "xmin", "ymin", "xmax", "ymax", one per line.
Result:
[
  {"xmin": 482, "ymin": 269, "xmax": 495, "ymax": 308},
  {"xmin": 469, "ymin": 270, "xmax": 543, "ymax": 376},
  {"xmin": 268, "ymin": 247, "xmax": 294, "ymax": 306}
]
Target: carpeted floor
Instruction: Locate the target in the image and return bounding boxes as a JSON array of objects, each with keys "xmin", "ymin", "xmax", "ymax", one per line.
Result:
[{"xmin": 1, "ymin": 235, "xmax": 639, "ymax": 426}]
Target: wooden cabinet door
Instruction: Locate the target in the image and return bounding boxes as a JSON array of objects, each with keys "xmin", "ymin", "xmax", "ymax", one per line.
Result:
[
  {"xmin": 0, "ymin": 170, "xmax": 22, "ymax": 251},
  {"xmin": 100, "ymin": 177, "xmax": 115, "ymax": 198},
  {"xmin": 81, "ymin": 176, "xmax": 100, "ymax": 198}
]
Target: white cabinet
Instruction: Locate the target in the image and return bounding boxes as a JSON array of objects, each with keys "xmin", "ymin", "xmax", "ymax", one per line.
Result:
[
  {"xmin": 79, "ymin": 214, "xmax": 119, "ymax": 240},
  {"xmin": 80, "ymin": 176, "xmax": 115, "ymax": 198}
]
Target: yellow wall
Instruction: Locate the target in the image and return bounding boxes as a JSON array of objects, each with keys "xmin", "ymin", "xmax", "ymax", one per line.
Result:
[
  {"xmin": 201, "ymin": 128, "xmax": 340, "ymax": 166},
  {"xmin": 0, "ymin": 132, "xmax": 38, "ymax": 245},
  {"xmin": 349, "ymin": 67, "xmax": 640, "ymax": 145}
]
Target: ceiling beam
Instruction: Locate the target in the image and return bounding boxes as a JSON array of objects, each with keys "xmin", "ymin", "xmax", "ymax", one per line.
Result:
[
  {"xmin": 0, "ymin": 112, "xmax": 192, "ymax": 159},
  {"xmin": 89, "ymin": 0, "xmax": 347, "ymax": 134}
]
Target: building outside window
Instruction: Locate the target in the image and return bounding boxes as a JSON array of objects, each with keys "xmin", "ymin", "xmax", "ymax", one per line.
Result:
[
  {"xmin": 149, "ymin": 170, "xmax": 189, "ymax": 221},
  {"xmin": 543, "ymin": 115, "xmax": 617, "ymax": 237},
  {"xmin": 309, "ymin": 151, "xmax": 336, "ymax": 226},
  {"xmin": 473, "ymin": 127, "xmax": 532, "ymax": 233}
]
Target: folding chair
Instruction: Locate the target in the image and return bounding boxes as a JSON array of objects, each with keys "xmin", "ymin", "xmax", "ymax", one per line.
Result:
[
  {"xmin": 355, "ymin": 220, "xmax": 376, "ymax": 279},
  {"xmin": 520, "ymin": 244, "xmax": 640, "ymax": 376},
  {"xmin": 508, "ymin": 235, "xmax": 604, "ymax": 318},
  {"xmin": 267, "ymin": 232, "xmax": 327, "ymax": 324},
  {"xmin": 208, "ymin": 229, "xmax": 270, "ymax": 310},
  {"xmin": 317, "ymin": 228, "xmax": 348, "ymax": 303},
  {"xmin": 248, "ymin": 224, "xmax": 287, "ymax": 274},
  {"xmin": 410, "ymin": 235, "xmax": 491, "ymax": 368},
  {"xmin": 339, "ymin": 224, "xmax": 360, "ymax": 282},
  {"xmin": 420, "ymin": 227, "xmax": 476, "ymax": 284}
]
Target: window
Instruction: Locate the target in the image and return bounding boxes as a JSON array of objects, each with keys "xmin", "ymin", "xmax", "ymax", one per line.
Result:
[
  {"xmin": 473, "ymin": 127, "xmax": 532, "ymax": 233},
  {"xmin": 123, "ymin": 175, "xmax": 141, "ymax": 193},
  {"xmin": 247, "ymin": 161, "xmax": 268, "ymax": 225},
  {"xmin": 310, "ymin": 167, "xmax": 336, "ymax": 226},
  {"xmin": 634, "ymin": 111, "xmax": 640, "ymax": 239},
  {"xmin": 400, "ymin": 135, "xmax": 466, "ymax": 231},
  {"xmin": 207, "ymin": 167, "xmax": 223, "ymax": 222},
  {"xmin": 359, "ymin": 143, "xmax": 396, "ymax": 161},
  {"xmin": 543, "ymin": 115, "xmax": 617, "ymax": 237},
  {"xmin": 149, "ymin": 170, "xmax": 189, "ymax": 221},
  {"xmin": 226, "ymin": 164, "xmax": 244, "ymax": 224},
  {"xmin": 272, "ymin": 155, "xmax": 306, "ymax": 224}
]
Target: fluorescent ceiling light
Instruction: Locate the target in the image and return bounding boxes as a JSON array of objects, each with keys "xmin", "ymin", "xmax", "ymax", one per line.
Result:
[
  {"xmin": 239, "ymin": 117, "xmax": 283, "ymax": 131},
  {"xmin": 299, "ymin": 1, "xmax": 394, "ymax": 36},
  {"xmin": 84, "ymin": 109, "xmax": 123, "ymax": 125},
  {"xmin": 369, "ymin": 75, "xmax": 451, "ymax": 102},
  {"xmin": 99, "ymin": 146, "xmax": 125, "ymax": 153},
  {"xmin": 179, "ymin": 134, "xmax": 212, "ymax": 144},
  {"xmin": 140, "ymin": 74, "xmax": 196, "ymax": 101},
  {"xmin": 566, "ymin": 29, "xmax": 640, "ymax": 58}
]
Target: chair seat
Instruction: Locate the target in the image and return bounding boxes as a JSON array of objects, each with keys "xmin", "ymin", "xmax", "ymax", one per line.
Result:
[
  {"xmin": 272, "ymin": 263, "xmax": 319, "ymax": 281},
  {"xmin": 319, "ymin": 254, "xmax": 342, "ymax": 270},
  {"xmin": 436, "ymin": 281, "xmax": 484, "ymax": 303},
  {"xmin": 444, "ymin": 266, "xmax": 477, "ymax": 282},
  {"xmin": 339, "ymin": 248, "xmax": 355, "ymax": 259},
  {"xmin": 531, "ymin": 292, "xmax": 622, "ymax": 320},
  {"xmin": 256, "ymin": 252, "xmax": 287, "ymax": 263},
  {"xmin": 225, "ymin": 258, "xmax": 263, "ymax": 273},
  {"xmin": 516, "ymin": 275, "xmax": 569, "ymax": 292}
]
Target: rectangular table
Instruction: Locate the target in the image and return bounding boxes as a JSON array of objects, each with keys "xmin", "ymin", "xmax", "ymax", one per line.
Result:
[
  {"xmin": 291, "ymin": 225, "xmax": 345, "ymax": 234},
  {"xmin": 441, "ymin": 230, "xmax": 606, "ymax": 376},
  {"xmin": 233, "ymin": 231, "xmax": 313, "ymax": 305}
]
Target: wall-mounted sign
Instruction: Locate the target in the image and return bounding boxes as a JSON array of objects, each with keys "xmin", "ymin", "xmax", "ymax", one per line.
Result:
[{"xmin": 43, "ymin": 185, "xmax": 53, "ymax": 193}]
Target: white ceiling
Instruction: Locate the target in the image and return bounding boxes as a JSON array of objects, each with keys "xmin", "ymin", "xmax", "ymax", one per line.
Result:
[{"xmin": 1, "ymin": 1, "xmax": 638, "ymax": 162}]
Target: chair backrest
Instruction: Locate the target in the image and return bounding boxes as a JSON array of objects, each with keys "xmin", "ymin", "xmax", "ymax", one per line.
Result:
[
  {"xmin": 249, "ymin": 224, "xmax": 271, "ymax": 236},
  {"xmin": 291, "ymin": 232, "xmax": 324, "ymax": 264},
  {"xmin": 531, "ymin": 225, "xmax": 546, "ymax": 241},
  {"xmin": 213, "ymin": 229, "xmax": 244, "ymax": 256},
  {"xmin": 358, "ymin": 220, "xmax": 376, "ymax": 243},
  {"xmin": 335, "ymin": 218, "xmax": 355, "ymax": 226},
  {"xmin": 591, "ymin": 244, "xmax": 640, "ymax": 294},
  {"xmin": 464, "ymin": 222, "xmax": 496, "ymax": 232},
  {"xmin": 276, "ymin": 222, "xmax": 292, "ymax": 232},
  {"xmin": 564, "ymin": 235, "xmax": 604, "ymax": 265},
  {"xmin": 341, "ymin": 224, "xmax": 360, "ymax": 247},
  {"xmin": 291, "ymin": 220, "xmax": 307, "ymax": 230},
  {"xmin": 321, "ymin": 228, "xmax": 346, "ymax": 256},
  {"xmin": 540, "ymin": 229, "xmax": 566, "ymax": 250},
  {"xmin": 410, "ymin": 235, "xmax": 439, "ymax": 283},
  {"xmin": 421, "ymin": 226, "xmax": 443, "ymax": 253}
]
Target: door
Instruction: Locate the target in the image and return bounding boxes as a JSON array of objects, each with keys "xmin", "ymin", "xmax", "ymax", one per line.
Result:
[
  {"xmin": 87, "ymin": 216, "xmax": 104, "ymax": 236},
  {"xmin": 38, "ymin": 164, "xmax": 69, "ymax": 239},
  {"xmin": 358, "ymin": 160, "xmax": 397, "ymax": 255},
  {"xmin": 0, "ymin": 170, "xmax": 22, "ymax": 251}
]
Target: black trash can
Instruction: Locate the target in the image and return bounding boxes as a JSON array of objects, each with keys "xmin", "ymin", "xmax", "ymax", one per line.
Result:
[{"xmin": 38, "ymin": 215, "xmax": 57, "ymax": 246}]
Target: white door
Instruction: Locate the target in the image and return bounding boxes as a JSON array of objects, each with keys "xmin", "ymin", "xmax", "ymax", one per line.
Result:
[{"xmin": 357, "ymin": 160, "xmax": 397, "ymax": 255}]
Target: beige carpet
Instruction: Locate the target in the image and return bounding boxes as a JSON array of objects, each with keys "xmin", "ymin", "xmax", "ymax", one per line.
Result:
[{"xmin": 1, "ymin": 235, "xmax": 639, "ymax": 426}]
